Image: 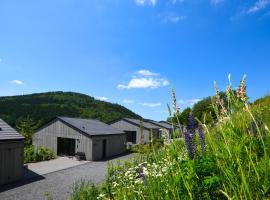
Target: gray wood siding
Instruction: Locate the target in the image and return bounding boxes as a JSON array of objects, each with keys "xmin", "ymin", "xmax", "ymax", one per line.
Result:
[
  {"xmin": 110, "ymin": 120, "xmax": 150, "ymax": 144},
  {"xmin": 0, "ymin": 141, "xmax": 24, "ymax": 185},
  {"xmin": 92, "ymin": 135, "xmax": 126, "ymax": 161},
  {"xmin": 33, "ymin": 120, "xmax": 93, "ymax": 160}
]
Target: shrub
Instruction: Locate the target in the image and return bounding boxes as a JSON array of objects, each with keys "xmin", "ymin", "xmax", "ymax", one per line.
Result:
[{"xmin": 24, "ymin": 146, "xmax": 55, "ymax": 163}]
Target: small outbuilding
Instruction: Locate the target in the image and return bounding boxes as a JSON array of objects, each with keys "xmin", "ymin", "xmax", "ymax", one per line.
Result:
[
  {"xmin": 0, "ymin": 119, "xmax": 24, "ymax": 185},
  {"xmin": 33, "ymin": 117, "xmax": 126, "ymax": 161},
  {"xmin": 110, "ymin": 118, "xmax": 161, "ymax": 144}
]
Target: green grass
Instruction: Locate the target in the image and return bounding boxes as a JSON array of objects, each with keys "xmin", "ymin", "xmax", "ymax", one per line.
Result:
[{"xmin": 71, "ymin": 76, "xmax": 270, "ymax": 200}]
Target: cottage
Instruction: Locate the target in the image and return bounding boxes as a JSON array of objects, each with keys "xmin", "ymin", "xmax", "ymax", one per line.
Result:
[
  {"xmin": 0, "ymin": 119, "xmax": 24, "ymax": 185},
  {"xmin": 33, "ymin": 117, "xmax": 126, "ymax": 161},
  {"xmin": 110, "ymin": 118, "xmax": 161, "ymax": 144}
]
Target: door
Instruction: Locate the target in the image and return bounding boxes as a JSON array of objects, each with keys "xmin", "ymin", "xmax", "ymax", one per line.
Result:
[
  {"xmin": 102, "ymin": 140, "xmax": 107, "ymax": 159},
  {"xmin": 57, "ymin": 137, "xmax": 76, "ymax": 156}
]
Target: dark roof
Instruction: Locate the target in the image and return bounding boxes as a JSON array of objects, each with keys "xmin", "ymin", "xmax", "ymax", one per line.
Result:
[
  {"xmin": 0, "ymin": 119, "xmax": 24, "ymax": 141},
  {"xmin": 123, "ymin": 118, "xmax": 160, "ymax": 130},
  {"xmin": 58, "ymin": 117, "xmax": 124, "ymax": 136},
  {"xmin": 147, "ymin": 120, "xmax": 173, "ymax": 130},
  {"xmin": 159, "ymin": 121, "xmax": 181, "ymax": 129}
]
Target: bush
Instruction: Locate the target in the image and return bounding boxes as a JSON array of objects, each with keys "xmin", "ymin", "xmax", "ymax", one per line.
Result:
[
  {"xmin": 24, "ymin": 146, "xmax": 55, "ymax": 163},
  {"xmin": 130, "ymin": 139, "xmax": 164, "ymax": 154}
]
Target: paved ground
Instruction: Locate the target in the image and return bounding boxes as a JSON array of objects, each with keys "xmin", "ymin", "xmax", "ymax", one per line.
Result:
[
  {"xmin": 0, "ymin": 154, "xmax": 135, "ymax": 200},
  {"xmin": 27, "ymin": 157, "xmax": 90, "ymax": 175}
]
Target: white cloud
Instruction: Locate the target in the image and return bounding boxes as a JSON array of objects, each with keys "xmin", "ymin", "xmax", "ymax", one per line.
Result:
[
  {"xmin": 160, "ymin": 13, "xmax": 186, "ymax": 23},
  {"xmin": 171, "ymin": 0, "xmax": 184, "ymax": 4},
  {"xmin": 118, "ymin": 69, "xmax": 169, "ymax": 89},
  {"xmin": 247, "ymin": 0, "xmax": 270, "ymax": 13},
  {"xmin": 141, "ymin": 102, "xmax": 162, "ymax": 107},
  {"xmin": 123, "ymin": 99, "xmax": 135, "ymax": 104},
  {"xmin": 11, "ymin": 80, "xmax": 24, "ymax": 85},
  {"xmin": 211, "ymin": 0, "xmax": 224, "ymax": 5},
  {"xmin": 137, "ymin": 70, "xmax": 159, "ymax": 76},
  {"xmin": 95, "ymin": 96, "xmax": 108, "ymax": 101},
  {"xmin": 135, "ymin": 0, "xmax": 157, "ymax": 6},
  {"xmin": 118, "ymin": 77, "xmax": 169, "ymax": 89},
  {"xmin": 179, "ymin": 99, "xmax": 201, "ymax": 106}
]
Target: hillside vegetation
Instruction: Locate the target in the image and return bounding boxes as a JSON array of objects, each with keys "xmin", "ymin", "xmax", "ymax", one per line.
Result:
[{"xmin": 0, "ymin": 91, "xmax": 141, "ymax": 128}]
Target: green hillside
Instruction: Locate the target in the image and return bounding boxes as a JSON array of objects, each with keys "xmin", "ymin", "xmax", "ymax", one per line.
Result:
[
  {"xmin": 0, "ymin": 91, "xmax": 141, "ymax": 128},
  {"xmin": 252, "ymin": 95, "xmax": 270, "ymax": 127}
]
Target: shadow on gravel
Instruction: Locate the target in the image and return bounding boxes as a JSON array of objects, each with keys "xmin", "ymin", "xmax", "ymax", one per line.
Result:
[{"xmin": 0, "ymin": 168, "xmax": 45, "ymax": 193}]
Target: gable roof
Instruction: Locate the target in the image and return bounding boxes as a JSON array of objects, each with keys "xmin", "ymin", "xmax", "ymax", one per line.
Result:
[
  {"xmin": 0, "ymin": 119, "xmax": 24, "ymax": 141},
  {"xmin": 159, "ymin": 121, "xmax": 181, "ymax": 129},
  {"xmin": 58, "ymin": 117, "xmax": 124, "ymax": 136},
  {"xmin": 146, "ymin": 120, "xmax": 173, "ymax": 130},
  {"xmin": 122, "ymin": 118, "xmax": 161, "ymax": 130}
]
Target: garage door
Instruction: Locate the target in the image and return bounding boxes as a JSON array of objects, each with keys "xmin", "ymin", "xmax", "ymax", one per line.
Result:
[{"xmin": 57, "ymin": 137, "xmax": 76, "ymax": 156}]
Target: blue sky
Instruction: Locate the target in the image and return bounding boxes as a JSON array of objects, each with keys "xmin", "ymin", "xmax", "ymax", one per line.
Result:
[{"xmin": 0, "ymin": 0, "xmax": 270, "ymax": 120}]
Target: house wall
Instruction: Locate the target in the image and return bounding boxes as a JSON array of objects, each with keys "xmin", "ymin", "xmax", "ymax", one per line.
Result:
[
  {"xmin": 92, "ymin": 134, "xmax": 126, "ymax": 161},
  {"xmin": 110, "ymin": 120, "xmax": 150, "ymax": 144},
  {"xmin": 33, "ymin": 120, "xmax": 93, "ymax": 160},
  {"xmin": 0, "ymin": 140, "xmax": 24, "ymax": 185}
]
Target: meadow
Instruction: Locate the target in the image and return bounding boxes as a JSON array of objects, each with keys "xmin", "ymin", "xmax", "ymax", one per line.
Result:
[{"xmin": 71, "ymin": 75, "xmax": 270, "ymax": 200}]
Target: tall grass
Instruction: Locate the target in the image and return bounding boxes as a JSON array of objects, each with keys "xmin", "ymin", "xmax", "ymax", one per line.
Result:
[{"xmin": 71, "ymin": 75, "xmax": 270, "ymax": 200}]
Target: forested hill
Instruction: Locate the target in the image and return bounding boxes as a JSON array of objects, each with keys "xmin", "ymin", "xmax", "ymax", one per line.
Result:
[{"xmin": 0, "ymin": 91, "xmax": 141, "ymax": 128}]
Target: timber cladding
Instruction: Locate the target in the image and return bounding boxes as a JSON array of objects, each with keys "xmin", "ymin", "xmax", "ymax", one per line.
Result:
[
  {"xmin": 0, "ymin": 141, "xmax": 24, "ymax": 185},
  {"xmin": 0, "ymin": 118, "xmax": 24, "ymax": 186}
]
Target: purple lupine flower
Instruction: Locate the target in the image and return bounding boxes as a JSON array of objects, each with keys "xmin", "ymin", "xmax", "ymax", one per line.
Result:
[
  {"xmin": 189, "ymin": 112, "xmax": 195, "ymax": 136},
  {"xmin": 251, "ymin": 121, "xmax": 257, "ymax": 137},
  {"xmin": 183, "ymin": 127, "xmax": 194, "ymax": 159},
  {"xmin": 198, "ymin": 125, "xmax": 206, "ymax": 154},
  {"xmin": 138, "ymin": 167, "xmax": 147, "ymax": 185},
  {"xmin": 189, "ymin": 113, "xmax": 196, "ymax": 157}
]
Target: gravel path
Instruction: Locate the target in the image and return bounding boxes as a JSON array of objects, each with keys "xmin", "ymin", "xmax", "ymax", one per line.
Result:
[{"xmin": 0, "ymin": 154, "xmax": 134, "ymax": 200}]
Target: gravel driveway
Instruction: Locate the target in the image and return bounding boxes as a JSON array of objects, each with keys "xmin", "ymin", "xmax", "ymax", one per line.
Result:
[{"xmin": 0, "ymin": 154, "xmax": 135, "ymax": 200}]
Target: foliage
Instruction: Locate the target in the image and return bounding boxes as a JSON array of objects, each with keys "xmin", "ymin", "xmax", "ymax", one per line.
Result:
[
  {"xmin": 130, "ymin": 139, "xmax": 164, "ymax": 154},
  {"xmin": 0, "ymin": 91, "xmax": 141, "ymax": 129},
  {"xmin": 71, "ymin": 75, "xmax": 270, "ymax": 200},
  {"xmin": 71, "ymin": 181, "xmax": 100, "ymax": 200},
  {"xmin": 16, "ymin": 116, "xmax": 39, "ymax": 147},
  {"xmin": 24, "ymin": 146, "xmax": 55, "ymax": 164}
]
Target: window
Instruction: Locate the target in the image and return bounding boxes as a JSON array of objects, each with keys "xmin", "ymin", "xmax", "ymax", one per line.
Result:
[{"xmin": 0, "ymin": 127, "xmax": 2, "ymax": 131}]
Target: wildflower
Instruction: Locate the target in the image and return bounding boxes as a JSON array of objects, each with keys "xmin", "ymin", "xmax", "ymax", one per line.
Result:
[
  {"xmin": 189, "ymin": 112, "xmax": 195, "ymax": 136},
  {"xmin": 137, "ymin": 167, "xmax": 147, "ymax": 185},
  {"xmin": 183, "ymin": 127, "xmax": 195, "ymax": 159},
  {"xmin": 214, "ymin": 81, "xmax": 220, "ymax": 104},
  {"xmin": 237, "ymin": 74, "xmax": 247, "ymax": 102},
  {"xmin": 251, "ymin": 121, "xmax": 257, "ymax": 137},
  {"xmin": 198, "ymin": 124, "xmax": 206, "ymax": 154},
  {"xmin": 97, "ymin": 193, "xmax": 106, "ymax": 200},
  {"xmin": 172, "ymin": 88, "xmax": 180, "ymax": 115}
]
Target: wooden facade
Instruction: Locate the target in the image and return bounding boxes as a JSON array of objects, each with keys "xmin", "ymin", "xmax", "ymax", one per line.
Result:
[
  {"xmin": 110, "ymin": 119, "xmax": 161, "ymax": 144},
  {"xmin": 0, "ymin": 141, "xmax": 24, "ymax": 185},
  {"xmin": 0, "ymin": 119, "xmax": 24, "ymax": 185}
]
